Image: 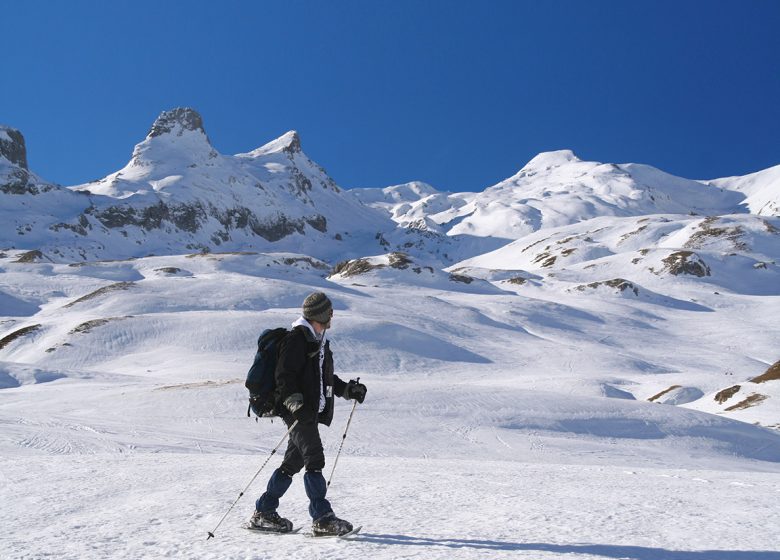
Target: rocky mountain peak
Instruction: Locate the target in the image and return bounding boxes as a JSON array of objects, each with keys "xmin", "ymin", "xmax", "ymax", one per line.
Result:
[
  {"xmin": 277, "ymin": 130, "xmax": 302, "ymax": 154},
  {"xmin": 248, "ymin": 130, "xmax": 303, "ymax": 157},
  {"xmin": 147, "ymin": 107, "xmax": 207, "ymax": 138},
  {"xmin": 0, "ymin": 126, "xmax": 29, "ymax": 170},
  {"xmin": 128, "ymin": 107, "xmax": 217, "ymax": 166}
]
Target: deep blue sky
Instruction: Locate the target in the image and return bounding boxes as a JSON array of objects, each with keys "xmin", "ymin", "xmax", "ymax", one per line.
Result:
[{"xmin": 2, "ymin": 0, "xmax": 779, "ymax": 191}]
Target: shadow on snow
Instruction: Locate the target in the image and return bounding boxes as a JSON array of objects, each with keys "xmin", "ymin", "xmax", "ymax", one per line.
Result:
[{"xmin": 354, "ymin": 533, "xmax": 780, "ymax": 560}]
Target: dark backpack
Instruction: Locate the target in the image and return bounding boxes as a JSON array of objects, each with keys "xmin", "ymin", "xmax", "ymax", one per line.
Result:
[{"xmin": 245, "ymin": 327, "xmax": 289, "ymax": 418}]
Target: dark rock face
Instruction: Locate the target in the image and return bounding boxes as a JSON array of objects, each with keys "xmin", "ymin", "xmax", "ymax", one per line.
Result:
[
  {"xmin": 291, "ymin": 168, "xmax": 313, "ymax": 195},
  {"xmin": 661, "ymin": 251, "xmax": 711, "ymax": 277},
  {"xmin": 148, "ymin": 108, "xmax": 206, "ymax": 138},
  {"xmin": 305, "ymin": 215, "xmax": 327, "ymax": 233},
  {"xmin": 332, "ymin": 257, "xmax": 379, "ymax": 277},
  {"xmin": 283, "ymin": 132, "xmax": 302, "ymax": 154},
  {"xmin": 1, "ymin": 126, "xmax": 58, "ymax": 195},
  {"xmin": 1, "ymin": 168, "xmax": 39, "ymax": 194},
  {"xmin": 0, "ymin": 127, "xmax": 28, "ymax": 169},
  {"xmin": 86, "ymin": 201, "xmax": 208, "ymax": 233},
  {"xmin": 449, "ymin": 273, "xmax": 473, "ymax": 283},
  {"xmin": 50, "ymin": 215, "xmax": 92, "ymax": 236},
  {"xmin": 14, "ymin": 250, "xmax": 45, "ymax": 263},
  {"xmin": 1, "ymin": 127, "xmax": 37, "ymax": 195},
  {"xmin": 82, "ymin": 196, "xmax": 328, "ymax": 244},
  {"xmin": 0, "ymin": 324, "xmax": 42, "ymax": 351},
  {"xmin": 576, "ymin": 278, "xmax": 640, "ymax": 296},
  {"xmin": 751, "ymin": 360, "xmax": 780, "ymax": 383},
  {"xmin": 249, "ymin": 213, "xmax": 307, "ymax": 241}
]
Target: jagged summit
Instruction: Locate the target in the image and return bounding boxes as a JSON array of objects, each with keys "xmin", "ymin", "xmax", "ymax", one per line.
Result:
[
  {"xmin": 11, "ymin": 107, "xmax": 389, "ymax": 260},
  {"xmin": 245, "ymin": 130, "xmax": 302, "ymax": 157},
  {"xmin": 126, "ymin": 107, "xmax": 218, "ymax": 170},
  {"xmin": 0, "ymin": 126, "xmax": 28, "ymax": 169},
  {"xmin": 147, "ymin": 107, "xmax": 207, "ymax": 138}
]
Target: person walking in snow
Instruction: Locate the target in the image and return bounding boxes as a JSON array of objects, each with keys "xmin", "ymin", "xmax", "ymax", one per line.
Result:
[{"xmin": 248, "ymin": 292, "xmax": 367, "ymax": 536}]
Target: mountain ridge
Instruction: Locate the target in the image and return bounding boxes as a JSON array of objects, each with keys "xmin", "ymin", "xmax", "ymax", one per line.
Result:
[
  {"xmin": 2, "ymin": 107, "xmax": 779, "ymax": 266},
  {"xmin": 1, "ymin": 109, "xmax": 396, "ymax": 262}
]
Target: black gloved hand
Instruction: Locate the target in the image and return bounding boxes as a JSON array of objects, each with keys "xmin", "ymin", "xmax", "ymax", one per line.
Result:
[
  {"xmin": 283, "ymin": 393, "xmax": 304, "ymax": 414},
  {"xmin": 344, "ymin": 380, "xmax": 367, "ymax": 403},
  {"xmin": 284, "ymin": 393, "xmax": 314, "ymax": 422}
]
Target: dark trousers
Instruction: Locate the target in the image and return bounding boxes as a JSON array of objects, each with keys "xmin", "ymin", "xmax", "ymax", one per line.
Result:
[{"xmin": 255, "ymin": 415, "xmax": 333, "ymax": 520}]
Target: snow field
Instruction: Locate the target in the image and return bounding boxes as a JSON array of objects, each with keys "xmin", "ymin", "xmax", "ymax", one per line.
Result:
[
  {"xmin": 2, "ymin": 252, "xmax": 780, "ymax": 559},
  {"xmin": 2, "ymin": 454, "xmax": 779, "ymax": 559}
]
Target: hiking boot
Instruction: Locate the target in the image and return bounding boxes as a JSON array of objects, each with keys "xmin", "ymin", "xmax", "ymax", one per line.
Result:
[
  {"xmin": 248, "ymin": 510, "xmax": 293, "ymax": 533},
  {"xmin": 312, "ymin": 512, "xmax": 353, "ymax": 536}
]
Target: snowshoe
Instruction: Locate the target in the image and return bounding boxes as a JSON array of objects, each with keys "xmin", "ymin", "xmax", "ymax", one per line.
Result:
[
  {"xmin": 248, "ymin": 510, "xmax": 293, "ymax": 533},
  {"xmin": 312, "ymin": 512, "xmax": 353, "ymax": 537}
]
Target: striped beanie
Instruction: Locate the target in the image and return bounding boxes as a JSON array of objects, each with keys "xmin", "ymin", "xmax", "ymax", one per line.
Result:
[{"xmin": 302, "ymin": 292, "xmax": 333, "ymax": 324}]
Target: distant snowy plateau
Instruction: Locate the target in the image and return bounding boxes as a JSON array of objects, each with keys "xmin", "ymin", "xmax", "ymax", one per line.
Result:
[{"xmin": 2, "ymin": 109, "xmax": 780, "ymax": 559}]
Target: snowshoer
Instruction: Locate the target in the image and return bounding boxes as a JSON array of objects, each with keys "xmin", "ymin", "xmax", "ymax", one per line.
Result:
[{"xmin": 248, "ymin": 292, "xmax": 367, "ymax": 536}]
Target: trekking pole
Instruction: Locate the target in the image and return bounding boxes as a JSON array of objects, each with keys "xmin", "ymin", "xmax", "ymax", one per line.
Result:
[
  {"xmin": 327, "ymin": 381, "xmax": 360, "ymax": 488},
  {"xmin": 206, "ymin": 419, "xmax": 298, "ymax": 540}
]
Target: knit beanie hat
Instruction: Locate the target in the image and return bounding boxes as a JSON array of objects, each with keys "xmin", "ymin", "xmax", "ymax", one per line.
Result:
[{"xmin": 302, "ymin": 292, "xmax": 333, "ymax": 324}]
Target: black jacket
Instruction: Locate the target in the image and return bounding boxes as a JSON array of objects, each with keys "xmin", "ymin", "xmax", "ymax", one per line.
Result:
[{"xmin": 274, "ymin": 325, "xmax": 347, "ymax": 427}]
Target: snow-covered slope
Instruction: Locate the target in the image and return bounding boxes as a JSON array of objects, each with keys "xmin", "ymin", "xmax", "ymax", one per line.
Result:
[
  {"xmin": 350, "ymin": 181, "xmax": 477, "ymax": 231},
  {"xmin": 0, "ymin": 125, "xmax": 97, "ymax": 256},
  {"xmin": 359, "ymin": 151, "xmax": 747, "ymax": 242},
  {"xmin": 709, "ymin": 163, "xmax": 780, "ymax": 216},
  {"xmin": 451, "ymin": 211, "xmax": 780, "ymax": 425},
  {"xmin": 1, "ymin": 249, "xmax": 780, "ymax": 559},
  {"xmin": 454, "ymin": 213, "xmax": 780, "ymax": 292}
]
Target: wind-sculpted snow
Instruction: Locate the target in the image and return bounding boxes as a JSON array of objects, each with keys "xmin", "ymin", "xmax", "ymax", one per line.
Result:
[
  {"xmin": 0, "ymin": 289, "xmax": 41, "ymax": 317},
  {"xmin": 0, "ymin": 362, "xmax": 67, "ymax": 388},
  {"xmin": 335, "ymin": 321, "xmax": 492, "ymax": 371}
]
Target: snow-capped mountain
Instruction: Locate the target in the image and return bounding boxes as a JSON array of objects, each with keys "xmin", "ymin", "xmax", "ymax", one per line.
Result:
[
  {"xmin": 357, "ymin": 150, "xmax": 748, "ymax": 242},
  {"xmin": 1, "ymin": 109, "xmax": 398, "ymax": 262},
  {"xmin": 3, "ymin": 113, "xmax": 771, "ymax": 268}
]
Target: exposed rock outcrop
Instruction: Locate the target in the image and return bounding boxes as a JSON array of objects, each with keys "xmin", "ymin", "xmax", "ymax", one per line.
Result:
[
  {"xmin": 148, "ymin": 107, "xmax": 207, "ymax": 138},
  {"xmin": 0, "ymin": 126, "xmax": 55, "ymax": 195},
  {"xmin": 0, "ymin": 126, "xmax": 28, "ymax": 169}
]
